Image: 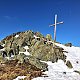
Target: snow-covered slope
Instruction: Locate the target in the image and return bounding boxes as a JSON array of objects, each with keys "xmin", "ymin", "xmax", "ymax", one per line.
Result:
[
  {"xmin": 32, "ymin": 43, "xmax": 80, "ymax": 80},
  {"xmin": 55, "ymin": 43, "xmax": 80, "ymax": 71}
]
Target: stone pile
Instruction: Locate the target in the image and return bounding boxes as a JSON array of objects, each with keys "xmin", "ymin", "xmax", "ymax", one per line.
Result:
[{"xmin": 0, "ymin": 30, "xmax": 71, "ymax": 70}]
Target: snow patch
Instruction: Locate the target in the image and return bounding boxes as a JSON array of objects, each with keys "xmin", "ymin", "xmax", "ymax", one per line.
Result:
[
  {"xmin": 2, "ymin": 44, "xmax": 5, "ymax": 47},
  {"xmin": 19, "ymin": 46, "xmax": 30, "ymax": 56},
  {"xmin": 15, "ymin": 35, "xmax": 19, "ymax": 38},
  {"xmin": 24, "ymin": 46, "xmax": 29, "ymax": 50},
  {"xmin": 13, "ymin": 76, "xmax": 26, "ymax": 80},
  {"xmin": 34, "ymin": 35, "xmax": 40, "ymax": 39},
  {"xmin": 0, "ymin": 48, "xmax": 5, "ymax": 51}
]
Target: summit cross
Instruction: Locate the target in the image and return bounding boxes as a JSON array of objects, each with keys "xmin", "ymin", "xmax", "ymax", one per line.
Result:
[{"xmin": 49, "ymin": 14, "xmax": 63, "ymax": 42}]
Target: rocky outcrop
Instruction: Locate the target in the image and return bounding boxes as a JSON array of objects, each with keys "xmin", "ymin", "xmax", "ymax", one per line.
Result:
[
  {"xmin": 0, "ymin": 30, "xmax": 69, "ymax": 70},
  {"xmin": 66, "ymin": 60, "xmax": 73, "ymax": 68},
  {"xmin": 46, "ymin": 34, "xmax": 52, "ymax": 41},
  {"xmin": 65, "ymin": 43, "xmax": 72, "ymax": 47},
  {"xmin": 29, "ymin": 57, "xmax": 48, "ymax": 71},
  {"xmin": 29, "ymin": 40, "xmax": 66, "ymax": 63}
]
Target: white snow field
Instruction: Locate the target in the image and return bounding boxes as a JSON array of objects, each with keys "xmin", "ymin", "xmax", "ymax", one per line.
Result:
[{"xmin": 32, "ymin": 43, "xmax": 80, "ymax": 80}]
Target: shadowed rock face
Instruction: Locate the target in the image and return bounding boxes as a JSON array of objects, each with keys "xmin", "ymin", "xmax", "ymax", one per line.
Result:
[
  {"xmin": 0, "ymin": 45, "xmax": 3, "ymax": 49},
  {"xmin": 0, "ymin": 30, "xmax": 69, "ymax": 70}
]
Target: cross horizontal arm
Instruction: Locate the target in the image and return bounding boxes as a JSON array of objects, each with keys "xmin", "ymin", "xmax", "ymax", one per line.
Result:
[{"xmin": 49, "ymin": 21, "xmax": 63, "ymax": 27}]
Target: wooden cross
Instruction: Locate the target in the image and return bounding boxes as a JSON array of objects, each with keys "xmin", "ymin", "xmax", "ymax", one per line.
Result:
[{"xmin": 49, "ymin": 14, "xmax": 63, "ymax": 42}]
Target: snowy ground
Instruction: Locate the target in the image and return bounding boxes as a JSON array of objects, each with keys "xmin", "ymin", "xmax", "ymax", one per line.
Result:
[
  {"xmin": 32, "ymin": 43, "xmax": 80, "ymax": 80},
  {"xmin": 14, "ymin": 43, "xmax": 80, "ymax": 80}
]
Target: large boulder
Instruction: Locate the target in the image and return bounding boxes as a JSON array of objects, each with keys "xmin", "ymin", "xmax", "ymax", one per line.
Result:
[
  {"xmin": 34, "ymin": 32, "xmax": 44, "ymax": 38},
  {"xmin": 29, "ymin": 39, "xmax": 66, "ymax": 63},
  {"xmin": 19, "ymin": 47, "xmax": 26, "ymax": 52},
  {"xmin": 29, "ymin": 56, "xmax": 48, "ymax": 71},
  {"xmin": 1, "ymin": 30, "xmax": 34, "ymax": 58},
  {"xmin": 16, "ymin": 53, "xmax": 27, "ymax": 63},
  {"xmin": 65, "ymin": 43, "xmax": 72, "ymax": 47},
  {"xmin": 0, "ymin": 52, "xmax": 8, "ymax": 63},
  {"xmin": 46, "ymin": 34, "xmax": 52, "ymax": 41},
  {"xmin": 66, "ymin": 60, "xmax": 73, "ymax": 68}
]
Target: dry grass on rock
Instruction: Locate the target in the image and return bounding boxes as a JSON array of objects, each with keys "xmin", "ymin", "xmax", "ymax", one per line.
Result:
[{"xmin": 0, "ymin": 59, "xmax": 43, "ymax": 80}]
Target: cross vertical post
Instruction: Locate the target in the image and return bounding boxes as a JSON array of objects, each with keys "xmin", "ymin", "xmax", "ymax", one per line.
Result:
[
  {"xmin": 49, "ymin": 14, "xmax": 63, "ymax": 43},
  {"xmin": 54, "ymin": 14, "xmax": 57, "ymax": 42}
]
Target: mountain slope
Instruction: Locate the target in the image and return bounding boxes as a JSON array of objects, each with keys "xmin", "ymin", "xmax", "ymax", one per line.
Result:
[
  {"xmin": 0, "ymin": 30, "xmax": 80, "ymax": 80},
  {"xmin": 33, "ymin": 43, "xmax": 80, "ymax": 80}
]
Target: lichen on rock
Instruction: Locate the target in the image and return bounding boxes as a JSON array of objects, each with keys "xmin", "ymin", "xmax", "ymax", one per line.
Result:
[{"xmin": 0, "ymin": 30, "xmax": 67, "ymax": 71}]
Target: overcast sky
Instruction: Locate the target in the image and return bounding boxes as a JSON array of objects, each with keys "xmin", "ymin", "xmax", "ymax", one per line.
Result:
[{"xmin": 0, "ymin": 0, "xmax": 80, "ymax": 46}]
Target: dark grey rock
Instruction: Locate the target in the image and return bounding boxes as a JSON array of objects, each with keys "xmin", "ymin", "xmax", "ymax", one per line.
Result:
[
  {"xmin": 0, "ymin": 45, "xmax": 3, "ymax": 49},
  {"xmin": 65, "ymin": 43, "xmax": 72, "ymax": 47},
  {"xmin": 29, "ymin": 56, "xmax": 48, "ymax": 71},
  {"xmin": 66, "ymin": 60, "xmax": 73, "ymax": 68}
]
